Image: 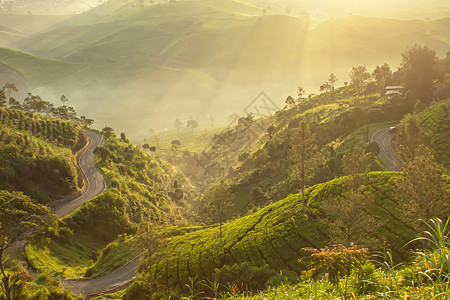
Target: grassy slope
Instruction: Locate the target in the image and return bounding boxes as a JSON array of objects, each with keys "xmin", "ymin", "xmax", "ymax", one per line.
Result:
[
  {"xmin": 142, "ymin": 172, "xmax": 416, "ymax": 293},
  {"xmin": 0, "ymin": 107, "xmax": 82, "ymax": 202},
  {"xmin": 195, "ymin": 84, "xmax": 394, "ymax": 215},
  {"xmin": 0, "ymin": 47, "xmax": 86, "ymax": 86},
  {"xmin": 26, "ymin": 131, "xmax": 194, "ymax": 278},
  {"xmin": 416, "ymin": 98, "xmax": 450, "ymax": 168}
]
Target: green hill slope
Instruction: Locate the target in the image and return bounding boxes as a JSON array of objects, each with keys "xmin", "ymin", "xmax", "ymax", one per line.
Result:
[
  {"xmin": 131, "ymin": 171, "xmax": 422, "ymax": 297},
  {"xmin": 26, "ymin": 128, "xmax": 195, "ymax": 278},
  {"xmin": 416, "ymin": 99, "xmax": 450, "ymax": 168},
  {"xmin": 0, "ymin": 107, "xmax": 83, "ymax": 202},
  {"xmin": 0, "ymin": 47, "xmax": 86, "ymax": 87}
]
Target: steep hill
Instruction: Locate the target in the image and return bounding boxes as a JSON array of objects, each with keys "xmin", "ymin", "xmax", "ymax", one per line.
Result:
[
  {"xmin": 0, "ymin": 106, "xmax": 84, "ymax": 202},
  {"xmin": 26, "ymin": 128, "xmax": 195, "ymax": 279}
]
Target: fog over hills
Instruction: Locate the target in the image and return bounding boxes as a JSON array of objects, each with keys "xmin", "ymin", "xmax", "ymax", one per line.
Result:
[{"xmin": 0, "ymin": 0, "xmax": 449, "ymax": 138}]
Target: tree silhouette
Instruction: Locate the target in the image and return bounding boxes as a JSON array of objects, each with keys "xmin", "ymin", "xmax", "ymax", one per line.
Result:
[
  {"xmin": 267, "ymin": 125, "xmax": 275, "ymax": 139},
  {"xmin": 285, "ymin": 95, "xmax": 295, "ymax": 109},
  {"xmin": 328, "ymin": 73, "xmax": 338, "ymax": 90},
  {"xmin": 342, "ymin": 146, "xmax": 372, "ymax": 190},
  {"xmin": 80, "ymin": 116, "xmax": 94, "ymax": 126},
  {"xmin": 320, "ymin": 82, "xmax": 332, "ymax": 92},
  {"xmin": 296, "ymin": 86, "xmax": 306, "ymax": 104},
  {"xmin": 289, "ymin": 121, "xmax": 321, "ymax": 210},
  {"xmin": 186, "ymin": 119, "xmax": 198, "ymax": 132},
  {"xmin": 102, "ymin": 126, "xmax": 114, "ymax": 135},
  {"xmin": 60, "ymin": 95, "xmax": 69, "ymax": 104},
  {"xmin": 8, "ymin": 97, "xmax": 22, "ymax": 110},
  {"xmin": 2, "ymin": 82, "xmax": 18, "ymax": 103},
  {"xmin": 205, "ymin": 181, "xmax": 236, "ymax": 252},
  {"xmin": 174, "ymin": 118, "xmax": 182, "ymax": 135},
  {"xmin": 372, "ymin": 63, "xmax": 392, "ymax": 92},
  {"xmin": 23, "ymin": 93, "xmax": 47, "ymax": 114},
  {"xmin": 0, "ymin": 89, "xmax": 6, "ymax": 107},
  {"xmin": 349, "ymin": 66, "xmax": 371, "ymax": 99},
  {"xmin": 323, "ymin": 188, "xmax": 380, "ymax": 247},
  {"xmin": 401, "ymin": 44, "xmax": 438, "ymax": 104}
]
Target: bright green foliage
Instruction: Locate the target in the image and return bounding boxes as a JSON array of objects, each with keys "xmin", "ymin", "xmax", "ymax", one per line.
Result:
[
  {"xmin": 415, "ymin": 98, "xmax": 450, "ymax": 168},
  {"xmin": 0, "ymin": 107, "xmax": 81, "ymax": 202},
  {"xmin": 95, "ymin": 132, "xmax": 193, "ymax": 225},
  {"xmin": 26, "ymin": 130, "xmax": 192, "ymax": 278},
  {"xmin": 134, "ymin": 172, "xmax": 421, "ymax": 297}
]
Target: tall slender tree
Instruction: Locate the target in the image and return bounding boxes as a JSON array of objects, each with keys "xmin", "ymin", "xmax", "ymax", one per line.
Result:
[
  {"xmin": 289, "ymin": 121, "xmax": 320, "ymax": 210},
  {"xmin": 174, "ymin": 118, "xmax": 182, "ymax": 135},
  {"xmin": 205, "ymin": 181, "xmax": 236, "ymax": 253},
  {"xmin": 328, "ymin": 73, "xmax": 338, "ymax": 90}
]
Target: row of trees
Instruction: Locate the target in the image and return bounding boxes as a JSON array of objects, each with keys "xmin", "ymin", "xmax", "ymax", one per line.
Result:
[
  {"xmin": 0, "ymin": 82, "xmax": 94, "ymax": 126},
  {"xmin": 173, "ymin": 117, "xmax": 199, "ymax": 134}
]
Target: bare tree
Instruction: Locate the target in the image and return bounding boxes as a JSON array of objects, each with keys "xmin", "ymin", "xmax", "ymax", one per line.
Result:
[
  {"xmin": 342, "ymin": 146, "xmax": 372, "ymax": 189},
  {"xmin": 205, "ymin": 181, "xmax": 236, "ymax": 252},
  {"xmin": 289, "ymin": 121, "xmax": 321, "ymax": 210},
  {"xmin": 174, "ymin": 118, "xmax": 182, "ymax": 135},
  {"xmin": 323, "ymin": 188, "xmax": 381, "ymax": 247}
]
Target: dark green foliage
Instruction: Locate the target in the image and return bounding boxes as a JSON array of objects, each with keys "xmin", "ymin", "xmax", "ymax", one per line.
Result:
[
  {"xmin": 401, "ymin": 44, "xmax": 438, "ymax": 104},
  {"xmin": 0, "ymin": 107, "xmax": 80, "ymax": 202},
  {"xmin": 65, "ymin": 190, "xmax": 135, "ymax": 242},
  {"xmin": 365, "ymin": 141, "xmax": 380, "ymax": 155}
]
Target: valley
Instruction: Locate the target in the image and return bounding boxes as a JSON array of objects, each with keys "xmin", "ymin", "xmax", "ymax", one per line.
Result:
[
  {"xmin": 0, "ymin": 1, "xmax": 449, "ymax": 299},
  {"xmin": 0, "ymin": 0, "xmax": 449, "ymax": 137}
]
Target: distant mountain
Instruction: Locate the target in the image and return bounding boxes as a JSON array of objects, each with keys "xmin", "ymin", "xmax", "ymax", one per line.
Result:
[
  {"xmin": 243, "ymin": 0, "xmax": 450, "ymax": 20},
  {"xmin": 1, "ymin": 0, "xmax": 449, "ymax": 137},
  {"xmin": 0, "ymin": 0, "xmax": 101, "ymax": 15}
]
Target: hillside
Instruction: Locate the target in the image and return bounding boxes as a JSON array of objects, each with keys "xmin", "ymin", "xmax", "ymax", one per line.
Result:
[
  {"xmin": 0, "ymin": 106, "xmax": 84, "ymax": 202},
  {"xmin": 126, "ymin": 171, "xmax": 443, "ymax": 298},
  {"xmin": 415, "ymin": 99, "xmax": 450, "ymax": 168},
  {"xmin": 26, "ymin": 128, "xmax": 195, "ymax": 279},
  {"xmin": 0, "ymin": 0, "xmax": 448, "ymax": 137}
]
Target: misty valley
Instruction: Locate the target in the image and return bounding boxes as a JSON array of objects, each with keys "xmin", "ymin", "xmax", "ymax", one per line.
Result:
[{"xmin": 0, "ymin": 0, "xmax": 449, "ymax": 299}]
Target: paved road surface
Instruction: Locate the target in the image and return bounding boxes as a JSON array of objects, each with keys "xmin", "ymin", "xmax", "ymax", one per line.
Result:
[
  {"xmin": 63, "ymin": 256, "xmax": 140, "ymax": 298},
  {"xmin": 52, "ymin": 130, "xmax": 139, "ymax": 297},
  {"xmin": 55, "ymin": 130, "xmax": 106, "ymax": 217},
  {"xmin": 371, "ymin": 128, "xmax": 402, "ymax": 171}
]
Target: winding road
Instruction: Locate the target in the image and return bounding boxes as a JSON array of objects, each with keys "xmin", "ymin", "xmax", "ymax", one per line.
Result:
[
  {"xmin": 58, "ymin": 127, "xmax": 401, "ymax": 297},
  {"xmin": 52, "ymin": 130, "xmax": 139, "ymax": 297},
  {"xmin": 371, "ymin": 128, "xmax": 402, "ymax": 171},
  {"xmin": 63, "ymin": 257, "xmax": 140, "ymax": 298},
  {"xmin": 55, "ymin": 130, "xmax": 106, "ymax": 217}
]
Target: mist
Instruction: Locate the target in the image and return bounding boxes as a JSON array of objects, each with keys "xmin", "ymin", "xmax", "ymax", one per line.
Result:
[{"xmin": 0, "ymin": 0, "xmax": 449, "ymax": 139}]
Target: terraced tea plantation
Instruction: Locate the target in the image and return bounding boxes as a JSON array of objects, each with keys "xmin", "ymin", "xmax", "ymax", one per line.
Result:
[{"xmin": 144, "ymin": 172, "xmax": 417, "ymax": 293}]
